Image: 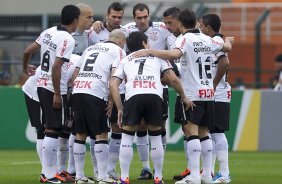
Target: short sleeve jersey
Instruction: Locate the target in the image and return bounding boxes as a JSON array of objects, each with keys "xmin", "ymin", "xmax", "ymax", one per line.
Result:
[
  {"xmin": 36, "ymin": 26, "xmax": 75, "ymax": 94},
  {"xmin": 175, "ymin": 29, "xmax": 223, "ymax": 101},
  {"xmin": 113, "ymin": 53, "xmax": 172, "ymax": 100},
  {"xmin": 124, "ymin": 21, "xmax": 170, "ymax": 50},
  {"xmin": 211, "ymin": 34, "xmax": 231, "ymax": 103},
  {"xmin": 72, "ymin": 41, "xmax": 126, "ymax": 101},
  {"xmin": 22, "ymin": 67, "xmax": 41, "ymax": 102}
]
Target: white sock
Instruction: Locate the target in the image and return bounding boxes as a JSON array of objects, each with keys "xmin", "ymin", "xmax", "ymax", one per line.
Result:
[
  {"xmin": 67, "ymin": 134, "xmax": 76, "ymax": 174},
  {"xmin": 36, "ymin": 139, "xmax": 44, "ymax": 174},
  {"xmin": 212, "ymin": 138, "xmax": 216, "ymax": 174},
  {"xmin": 73, "ymin": 140, "xmax": 86, "ymax": 179},
  {"xmin": 95, "ymin": 140, "xmax": 109, "ymax": 180},
  {"xmin": 212, "ymin": 133, "xmax": 229, "ymax": 177},
  {"xmin": 161, "ymin": 130, "xmax": 167, "ymax": 151},
  {"xmin": 108, "ymin": 133, "xmax": 121, "ymax": 172},
  {"xmin": 200, "ymin": 137, "xmax": 213, "ymax": 178},
  {"xmin": 119, "ymin": 133, "xmax": 134, "ymax": 181},
  {"xmin": 136, "ymin": 132, "xmax": 150, "ymax": 170},
  {"xmin": 57, "ymin": 137, "xmax": 69, "ymax": 173},
  {"xmin": 187, "ymin": 137, "xmax": 201, "ymax": 179},
  {"xmin": 90, "ymin": 138, "xmax": 98, "ymax": 177},
  {"xmin": 42, "ymin": 134, "xmax": 58, "ymax": 179},
  {"xmin": 184, "ymin": 137, "xmax": 189, "ymax": 168},
  {"xmin": 149, "ymin": 134, "xmax": 163, "ymax": 181}
]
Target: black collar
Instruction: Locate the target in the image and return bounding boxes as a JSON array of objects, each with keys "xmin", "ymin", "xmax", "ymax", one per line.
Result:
[
  {"xmin": 183, "ymin": 28, "xmax": 200, "ymax": 35},
  {"xmin": 213, "ymin": 33, "xmax": 224, "ymax": 38},
  {"xmin": 57, "ymin": 25, "xmax": 68, "ymax": 32},
  {"xmin": 104, "ymin": 40, "xmax": 117, "ymax": 45},
  {"xmin": 103, "ymin": 22, "xmax": 121, "ymax": 32}
]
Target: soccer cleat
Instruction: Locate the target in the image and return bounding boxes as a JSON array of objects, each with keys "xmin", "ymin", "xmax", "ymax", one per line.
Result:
[
  {"xmin": 154, "ymin": 177, "xmax": 164, "ymax": 184},
  {"xmin": 108, "ymin": 169, "xmax": 120, "ymax": 181},
  {"xmin": 137, "ymin": 168, "xmax": 153, "ymax": 180},
  {"xmin": 201, "ymin": 175, "xmax": 212, "ymax": 184},
  {"xmin": 40, "ymin": 174, "xmax": 47, "ymax": 183},
  {"xmin": 200, "ymin": 169, "xmax": 214, "ymax": 178},
  {"xmin": 60, "ymin": 170, "xmax": 75, "ymax": 182},
  {"xmin": 173, "ymin": 168, "xmax": 191, "ymax": 181},
  {"xmin": 45, "ymin": 177, "xmax": 61, "ymax": 183},
  {"xmin": 55, "ymin": 173, "xmax": 67, "ymax": 183},
  {"xmin": 98, "ymin": 177, "xmax": 117, "ymax": 184},
  {"xmin": 118, "ymin": 177, "xmax": 130, "ymax": 184},
  {"xmin": 212, "ymin": 173, "xmax": 231, "ymax": 184},
  {"xmin": 174, "ymin": 175, "xmax": 201, "ymax": 184},
  {"xmin": 75, "ymin": 176, "xmax": 95, "ymax": 183}
]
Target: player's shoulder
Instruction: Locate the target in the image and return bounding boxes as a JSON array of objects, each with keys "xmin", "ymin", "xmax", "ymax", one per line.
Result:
[
  {"xmin": 151, "ymin": 22, "xmax": 167, "ymax": 29},
  {"xmin": 124, "ymin": 22, "xmax": 137, "ymax": 30},
  {"xmin": 212, "ymin": 33, "xmax": 224, "ymax": 44}
]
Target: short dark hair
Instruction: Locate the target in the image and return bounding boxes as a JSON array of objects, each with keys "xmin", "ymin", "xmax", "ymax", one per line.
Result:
[
  {"xmin": 163, "ymin": 7, "xmax": 180, "ymax": 19},
  {"xmin": 201, "ymin": 14, "xmax": 221, "ymax": 32},
  {"xmin": 133, "ymin": 3, "xmax": 149, "ymax": 17},
  {"xmin": 107, "ymin": 2, "xmax": 124, "ymax": 14},
  {"xmin": 126, "ymin": 32, "xmax": 148, "ymax": 53},
  {"xmin": 61, "ymin": 5, "xmax": 80, "ymax": 25},
  {"xmin": 178, "ymin": 9, "xmax": 196, "ymax": 29}
]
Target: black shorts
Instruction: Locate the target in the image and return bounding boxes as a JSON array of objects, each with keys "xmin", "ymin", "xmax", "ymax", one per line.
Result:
[
  {"xmin": 110, "ymin": 93, "xmax": 125, "ymax": 124},
  {"xmin": 183, "ymin": 101, "xmax": 215, "ymax": 130},
  {"xmin": 37, "ymin": 87, "xmax": 66, "ymax": 130},
  {"xmin": 24, "ymin": 93, "xmax": 44, "ymax": 130},
  {"xmin": 123, "ymin": 94, "xmax": 162, "ymax": 127},
  {"xmin": 73, "ymin": 93, "xmax": 110, "ymax": 137},
  {"xmin": 210, "ymin": 102, "xmax": 230, "ymax": 133},
  {"xmin": 162, "ymin": 88, "xmax": 169, "ymax": 121},
  {"xmin": 174, "ymin": 95, "xmax": 186, "ymax": 124}
]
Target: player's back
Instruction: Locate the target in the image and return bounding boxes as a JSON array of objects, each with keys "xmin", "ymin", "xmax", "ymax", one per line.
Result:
[{"xmin": 73, "ymin": 41, "xmax": 124, "ymax": 100}]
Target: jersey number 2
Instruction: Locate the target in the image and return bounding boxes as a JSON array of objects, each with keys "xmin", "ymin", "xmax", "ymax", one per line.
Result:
[{"xmin": 83, "ymin": 53, "xmax": 99, "ymax": 71}]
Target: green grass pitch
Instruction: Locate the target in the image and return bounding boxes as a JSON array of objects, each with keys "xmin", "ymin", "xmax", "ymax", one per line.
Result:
[{"xmin": 0, "ymin": 150, "xmax": 282, "ymax": 184}]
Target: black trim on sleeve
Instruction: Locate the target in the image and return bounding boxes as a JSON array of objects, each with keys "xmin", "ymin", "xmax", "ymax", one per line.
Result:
[{"xmin": 57, "ymin": 57, "xmax": 70, "ymax": 63}]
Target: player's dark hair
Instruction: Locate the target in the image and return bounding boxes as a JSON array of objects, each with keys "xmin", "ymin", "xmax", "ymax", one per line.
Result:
[
  {"xmin": 61, "ymin": 5, "xmax": 80, "ymax": 25},
  {"xmin": 201, "ymin": 14, "xmax": 221, "ymax": 32},
  {"xmin": 126, "ymin": 32, "xmax": 148, "ymax": 53},
  {"xmin": 107, "ymin": 2, "xmax": 124, "ymax": 14},
  {"xmin": 178, "ymin": 9, "xmax": 196, "ymax": 29},
  {"xmin": 133, "ymin": 3, "xmax": 149, "ymax": 17},
  {"xmin": 163, "ymin": 7, "xmax": 180, "ymax": 19}
]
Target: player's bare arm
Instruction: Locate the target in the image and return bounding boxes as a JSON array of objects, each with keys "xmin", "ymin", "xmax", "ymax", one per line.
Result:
[
  {"xmin": 133, "ymin": 48, "xmax": 182, "ymax": 61},
  {"xmin": 162, "ymin": 69, "xmax": 195, "ymax": 110},
  {"xmin": 22, "ymin": 42, "xmax": 40, "ymax": 76},
  {"xmin": 109, "ymin": 76, "xmax": 123, "ymax": 128},
  {"xmin": 52, "ymin": 58, "xmax": 64, "ymax": 109},
  {"xmin": 213, "ymin": 56, "xmax": 229, "ymax": 90}
]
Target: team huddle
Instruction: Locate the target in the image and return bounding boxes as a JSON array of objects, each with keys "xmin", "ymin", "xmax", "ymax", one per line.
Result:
[{"xmin": 22, "ymin": 2, "xmax": 234, "ymax": 184}]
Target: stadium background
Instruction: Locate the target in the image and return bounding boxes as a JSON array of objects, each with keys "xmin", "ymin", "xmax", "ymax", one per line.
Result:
[{"xmin": 0, "ymin": 0, "xmax": 282, "ymax": 151}]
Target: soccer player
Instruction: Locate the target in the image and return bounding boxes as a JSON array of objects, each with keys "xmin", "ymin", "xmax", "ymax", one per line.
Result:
[
  {"xmin": 199, "ymin": 14, "xmax": 232, "ymax": 184},
  {"xmin": 123, "ymin": 3, "xmax": 171, "ymax": 179},
  {"xmin": 72, "ymin": 29, "xmax": 126, "ymax": 184},
  {"xmin": 109, "ymin": 31, "xmax": 193, "ymax": 184},
  {"xmin": 133, "ymin": 9, "xmax": 234, "ymax": 184},
  {"xmin": 21, "ymin": 66, "xmax": 46, "ymax": 182},
  {"xmin": 23, "ymin": 5, "xmax": 80, "ymax": 183},
  {"xmin": 89, "ymin": 2, "xmax": 125, "ymax": 180},
  {"xmin": 64, "ymin": 3, "xmax": 95, "ymax": 181},
  {"xmin": 162, "ymin": 7, "xmax": 192, "ymax": 181}
]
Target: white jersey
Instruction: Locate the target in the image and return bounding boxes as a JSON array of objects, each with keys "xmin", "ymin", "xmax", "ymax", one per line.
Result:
[
  {"xmin": 22, "ymin": 67, "xmax": 41, "ymax": 102},
  {"xmin": 36, "ymin": 25, "xmax": 75, "ymax": 94},
  {"xmin": 211, "ymin": 35, "xmax": 231, "ymax": 103},
  {"xmin": 124, "ymin": 21, "xmax": 170, "ymax": 50},
  {"xmin": 113, "ymin": 53, "xmax": 172, "ymax": 100},
  {"xmin": 72, "ymin": 41, "xmax": 126, "ymax": 101},
  {"xmin": 88, "ymin": 24, "xmax": 127, "ymax": 94},
  {"xmin": 66, "ymin": 54, "xmax": 81, "ymax": 83},
  {"xmin": 175, "ymin": 29, "xmax": 223, "ymax": 101}
]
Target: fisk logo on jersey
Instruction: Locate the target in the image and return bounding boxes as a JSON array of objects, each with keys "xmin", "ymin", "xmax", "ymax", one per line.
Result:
[
  {"xmin": 199, "ymin": 88, "xmax": 214, "ymax": 99},
  {"xmin": 133, "ymin": 75, "xmax": 156, "ymax": 89},
  {"xmin": 74, "ymin": 80, "xmax": 92, "ymax": 89}
]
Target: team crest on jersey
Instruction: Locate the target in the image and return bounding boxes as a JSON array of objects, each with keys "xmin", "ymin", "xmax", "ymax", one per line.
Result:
[{"xmin": 149, "ymin": 31, "xmax": 158, "ymax": 41}]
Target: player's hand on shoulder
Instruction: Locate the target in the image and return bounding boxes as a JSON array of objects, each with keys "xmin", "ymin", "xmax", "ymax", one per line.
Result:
[
  {"xmin": 92, "ymin": 21, "xmax": 104, "ymax": 33},
  {"xmin": 225, "ymin": 37, "xmax": 235, "ymax": 45},
  {"xmin": 132, "ymin": 49, "xmax": 151, "ymax": 58}
]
